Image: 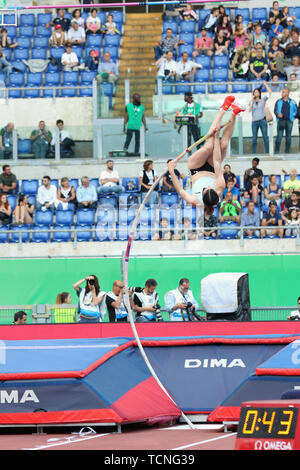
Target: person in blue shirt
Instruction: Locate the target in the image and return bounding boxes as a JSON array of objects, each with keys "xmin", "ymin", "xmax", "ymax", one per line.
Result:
[
  {"xmin": 274, "ymin": 87, "xmax": 298, "ymax": 154},
  {"xmin": 223, "ymin": 179, "xmax": 240, "ymax": 200},
  {"xmin": 76, "ymin": 176, "xmax": 97, "ymax": 209}
]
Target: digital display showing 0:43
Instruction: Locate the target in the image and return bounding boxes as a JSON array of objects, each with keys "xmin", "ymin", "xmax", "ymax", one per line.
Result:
[{"xmin": 237, "ymin": 407, "xmax": 299, "ymax": 439}]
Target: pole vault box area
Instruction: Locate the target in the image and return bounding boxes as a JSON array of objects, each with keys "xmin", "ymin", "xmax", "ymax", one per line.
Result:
[{"xmin": 0, "ymin": 335, "xmax": 298, "ymax": 426}]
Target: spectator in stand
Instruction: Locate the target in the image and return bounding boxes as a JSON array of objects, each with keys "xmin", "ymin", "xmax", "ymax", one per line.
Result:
[
  {"xmin": 56, "ymin": 177, "xmax": 76, "ymax": 211},
  {"xmin": 97, "ymin": 159, "xmax": 124, "ymax": 197},
  {"xmin": 85, "ymin": 49, "xmax": 99, "ymax": 71},
  {"xmin": 251, "ymin": 23, "xmax": 267, "ymax": 49},
  {"xmin": 0, "ymin": 27, "xmax": 18, "ymax": 49},
  {"xmin": 282, "ymin": 190, "xmax": 300, "ymax": 216},
  {"xmin": 106, "ymin": 280, "xmax": 131, "ymax": 323},
  {"xmin": 139, "ymin": 160, "xmax": 159, "ymax": 206},
  {"xmin": 268, "ymin": 37, "xmax": 284, "ymax": 62},
  {"xmin": 241, "ymin": 200, "xmax": 261, "ymax": 238},
  {"xmin": 105, "ymin": 14, "xmax": 120, "ymax": 35},
  {"xmin": 270, "ymin": 49, "xmax": 286, "ymax": 79},
  {"xmin": 202, "ymin": 206, "xmax": 218, "ymax": 238},
  {"xmin": 270, "ymin": 73, "xmax": 285, "ymax": 92},
  {"xmin": 51, "ymin": 119, "xmax": 75, "ymax": 156},
  {"xmin": 233, "ymin": 23, "xmax": 250, "ymax": 52},
  {"xmin": 13, "ymin": 194, "xmax": 34, "ymax": 225},
  {"xmin": 263, "ymin": 15, "xmax": 276, "ymax": 41},
  {"xmin": 223, "ymin": 164, "xmax": 238, "ymax": 187},
  {"xmin": 223, "ymin": 179, "xmax": 240, "ymax": 201},
  {"xmin": 261, "ymin": 201, "xmax": 284, "ymax": 238},
  {"xmin": 264, "ymin": 174, "xmax": 282, "ymax": 208},
  {"xmin": 281, "ymin": 8, "xmax": 297, "ymax": 29},
  {"xmin": 153, "ymin": 217, "xmax": 173, "ymax": 240},
  {"xmin": 46, "ymin": 8, "xmax": 71, "ymax": 32},
  {"xmin": 154, "ymin": 27, "xmax": 183, "ymax": 61},
  {"xmin": 279, "ymin": 28, "xmax": 292, "ymax": 49},
  {"xmin": 13, "ymin": 311, "xmax": 27, "ymax": 325},
  {"xmin": 270, "ymin": 17, "xmax": 284, "ymax": 41},
  {"xmin": 50, "ymin": 24, "xmax": 65, "ymax": 47},
  {"xmin": 249, "ymin": 43, "xmax": 269, "ymax": 81},
  {"xmin": 201, "ymin": 7, "xmax": 219, "ymax": 34},
  {"xmin": 248, "ymin": 82, "xmax": 272, "ymax": 154},
  {"xmin": 192, "ymin": 27, "xmax": 214, "ymax": 58},
  {"xmin": 216, "ymin": 15, "xmax": 232, "ymax": 41},
  {"xmin": 97, "ymin": 51, "xmax": 119, "ymax": 83},
  {"xmin": 179, "ymin": 4, "xmax": 198, "ymax": 21},
  {"xmin": 287, "ymin": 72, "xmax": 300, "ymax": 92},
  {"xmin": 285, "ymin": 29, "xmax": 300, "ymax": 60},
  {"xmin": 173, "ymin": 216, "xmax": 196, "ymax": 240},
  {"xmin": 162, "ymin": 159, "xmax": 185, "ymax": 192},
  {"xmin": 67, "ymin": 20, "xmax": 86, "ymax": 45},
  {"xmin": 233, "ymin": 50, "xmax": 250, "ymax": 80},
  {"xmin": 0, "ymin": 193, "xmax": 12, "ymax": 226},
  {"xmin": 30, "ymin": 120, "xmax": 52, "ymax": 159},
  {"xmin": 76, "ymin": 176, "xmax": 97, "ymax": 210},
  {"xmin": 175, "ymin": 51, "xmax": 198, "ymax": 82},
  {"xmin": 36, "ymin": 176, "xmax": 57, "ymax": 212},
  {"xmin": 0, "ymin": 164, "xmax": 17, "ymax": 195},
  {"xmin": 274, "ymin": 88, "xmax": 298, "ymax": 154},
  {"xmin": 219, "ymin": 191, "xmax": 241, "ymax": 224},
  {"xmin": 0, "ymin": 45, "xmax": 12, "ymax": 75},
  {"xmin": 214, "ymin": 29, "xmax": 230, "ymax": 55},
  {"xmin": 282, "ymin": 169, "xmax": 300, "ymax": 198},
  {"xmin": 285, "ymin": 56, "xmax": 300, "ymax": 80},
  {"xmin": 164, "ymin": 278, "xmax": 199, "ymax": 322},
  {"xmin": 123, "ymin": 93, "xmax": 147, "ymax": 156},
  {"xmin": 86, "ymin": 8, "xmax": 101, "ymax": 35},
  {"xmin": 282, "ymin": 207, "xmax": 300, "ymax": 237},
  {"xmin": 269, "ymin": 1, "xmax": 281, "ymax": 20},
  {"xmin": 61, "ymin": 43, "xmax": 80, "ymax": 71},
  {"xmin": 243, "ymin": 175, "xmax": 263, "ymax": 207},
  {"xmin": 72, "ymin": 8, "xmax": 85, "ymax": 29},
  {"xmin": 231, "ymin": 37, "xmax": 251, "ymax": 71},
  {"xmin": 156, "ymin": 51, "xmax": 177, "ymax": 82},
  {"xmin": 244, "ymin": 157, "xmax": 264, "ymax": 186}
]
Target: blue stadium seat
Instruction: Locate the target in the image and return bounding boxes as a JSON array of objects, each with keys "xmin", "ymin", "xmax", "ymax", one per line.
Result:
[
  {"xmin": 161, "ymin": 192, "xmax": 179, "ymax": 207},
  {"xmin": 89, "ymin": 178, "xmax": 99, "ymax": 189},
  {"xmin": 6, "ymin": 26, "xmax": 17, "ymax": 38},
  {"xmin": 45, "ymin": 72, "xmax": 61, "ymax": 87},
  {"xmin": 179, "ymin": 32, "xmax": 194, "ymax": 45},
  {"xmin": 14, "ymin": 48, "xmax": 29, "ymax": 61},
  {"xmin": 181, "ymin": 205, "xmax": 196, "ymax": 224},
  {"xmin": 118, "ymin": 207, "xmax": 136, "ymax": 225},
  {"xmin": 62, "ymin": 71, "xmax": 79, "ymax": 85},
  {"xmin": 162, "ymin": 20, "xmax": 178, "ymax": 34},
  {"xmin": 97, "ymin": 206, "xmax": 115, "ymax": 226},
  {"xmin": 15, "ymin": 36, "xmax": 31, "ymax": 49},
  {"xmin": 161, "ymin": 83, "xmax": 173, "ymax": 95},
  {"xmin": 100, "ymin": 82, "xmax": 114, "ymax": 109},
  {"xmin": 49, "ymin": 46, "xmax": 65, "ymax": 59},
  {"xmin": 79, "ymin": 86, "xmax": 93, "ymax": 97},
  {"xmin": 180, "ymin": 20, "xmax": 196, "ymax": 33},
  {"xmin": 56, "ymin": 209, "xmax": 74, "ymax": 225},
  {"xmin": 103, "ymin": 34, "xmax": 121, "ymax": 47},
  {"xmin": 98, "ymin": 11, "xmax": 106, "ymax": 23},
  {"xmin": 195, "ymin": 55, "xmax": 211, "ymax": 69},
  {"xmin": 234, "ymin": 8, "xmax": 250, "ymax": 22},
  {"xmin": 85, "ymin": 47, "xmax": 101, "ymax": 59},
  {"xmin": 2, "ymin": 48, "xmax": 12, "ymax": 62},
  {"xmin": 138, "ymin": 226, "xmax": 152, "ymax": 241},
  {"xmin": 52, "ymin": 225, "xmax": 72, "ymax": 242},
  {"xmin": 32, "ymin": 226, "xmax": 51, "ymax": 243},
  {"xmin": 99, "ymin": 195, "xmax": 118, "ymax": 208},
  {"xmin": 94, "ymin": 225, "xmax": 114, "ymax": 242},
  {"xmin": 35, "ymin": 209, "xmax": 54, "ymax": 226},
  {"xmin": 198, "ymin": 9, "xmax": 210, "ymax": 28},
  {"xmin": 76, "ymin": 209, "xmax": 95, "ymax": 226},
  {"xmin": 252, "ymin": 8, "xmax": 267, "ymax": 22},
  {"xmin": 11, "ymin": 60, "xmax": 26, "ymax": 72},
  {"xmin": 175, "ymin": 81, "xmax": 191, "ymax": 94},
  {"xmin": 19, "ymin": 26, "xmax": 34, "ymax": 37},
  {"xmin": 10, "ymin": 224, "xmax": 31, "ymax": 243},
  {"xmin": 194, "ymin": 68, "xmax": 209, "ymax": 82},
  {"xmin": 33, "ymin": 36, "xmax": 49, "ymax": 48},
  {"xmin": 7, "ymin": 195, "xmax": 17, "ymax": 211},
  {"xmin": 71, "ymin": 45, "xmax": 83, "ymax": 60},
  {"xmin": 27, "ymin": 72, "xmax": 43, "ymax": 86},
  {"xmin": 20, "ymin": 179, "xmax": 39, "ymax": 195},
  {"xmin": 74, "ymin": 224, "xmax": 93, "ymax": 242},
  {"xmin": 86, "ymin": 34, "xmax": 103, "ymax": 48},
  {"xmin": 220, "ymin": 221, "xmax": 239, "ymax": 239},
  {"xmin": 178, "ymin": 44, "xmax": 193, "ymax": 57},
  {"xmin": 212, "ymin": 69, "xmax": 228, "ymax": 93},
  {"xmin": 68, "ymin": 178, "xmax": 79, "ymax": 190},
  {"xmin": 213, "ymin": 55, "xmax": 229, "ymax": 69},
  {"xmin": 109, "ymin": 10, "xmax": 124, "ymax": 24},
  {"xmin": 116, "ymin": 224, "xmax": 129, "ymax": 241},
  {"xmin": 18, "ymin": 139, "xmax": 32, "ymax": 154},
  {"xmin": 8, "ymin": 72, "xmax": 25, "ymax": 87},
  {"xmin": 0, "ymin": 226, "xmax": 10, "ymax": 243},
  {"xmin": 24, "ymin": 86, "xmax": 40, "ymax": 98},
  {"xmin": 31, "ymin": 48, "xmax": 48, "ymax": 60},
  {"xmin": 81, "ymin": 70, "xmax": 97, "ymax": 84},
  {"xmin": 36, "ymin": 25, "xmax": 52, "ymax": 37},
  {"xmin": 232, "ymin": 79, "xmax": 249, "ymax": 93},
  {"xmin": 3, "ymin": 13, "xmax": 16, "ymax": 25},
  {"xmin": 122, "ymin": 177, "xmax": 139, "ymax": 192},
  {"xmin": 37, "ymin": 13, "xmax": 53, "ymax": 26},
  {"xmin": 160, "ymin": 207, "xmax": 176, "ymax": 225}
]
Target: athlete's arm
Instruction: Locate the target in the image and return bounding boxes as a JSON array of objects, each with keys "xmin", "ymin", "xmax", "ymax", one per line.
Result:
[{"xmin": 167, "ymin": 160, "xmax": 200, "ymax": 206}]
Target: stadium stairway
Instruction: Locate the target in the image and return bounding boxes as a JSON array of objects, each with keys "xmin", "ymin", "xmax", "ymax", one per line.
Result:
[{"xmin": 113, "ymin": 12, "xmax": 162, "ymax": 117}]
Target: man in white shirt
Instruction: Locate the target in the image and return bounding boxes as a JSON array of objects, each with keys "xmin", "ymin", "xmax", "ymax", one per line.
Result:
[
  {"xmin": 97, "ymin": 159, "xmax": 125, "ymax": 196},
  {"xmin": 67, "ymin": 20, "xmax": 86, "ymax": 45},
  {"xmin": 288, "ymin": 297, "xmax": 300, "ymax": 320},
  {"xmin": 51, "ymin": 119, "xmax": 75, "ymax": 156},
  {"xmin": 156, "ymin": 51, "xmax": 177, "ymax": 81},
  {"xmin": 175, "ymin": 51, "xmax": 199, "ymax": 82},
  {"xmin": 36, "ymin": 176, "xmax": 57, "ymax": 211},
  {"xmin": 164, "ymin": 278, "xmax": 200, "ymax": 322},
  {"xmin": 61, "ymin": 44, "xmax": 79, "ymax": 71}
]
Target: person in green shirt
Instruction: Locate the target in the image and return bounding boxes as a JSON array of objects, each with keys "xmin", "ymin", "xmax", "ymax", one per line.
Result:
[
  {"xmin": 282, "ymin": 169, "xmax": 300, "ymax": 199},
  {"xmin": 30, "ymin": 120, "xmax": 52, "ymax": 159},
  {"xmin": 219, "ymin": 191, "xmax": 241, "ymax": 224},
  {"xmin": 0, "ymin": 164, "xmax": 17, "ymax": 195},
  {"xmin": 0, "ymin": 122, "xmax": 14, "ymax": 158},
  {"xmin": 123, "ymin": 93, "xmax": 147, "ymax": 155},
  {"xmin": 181, "ymin": 92, "xmax": 203, "ymax": 149}
]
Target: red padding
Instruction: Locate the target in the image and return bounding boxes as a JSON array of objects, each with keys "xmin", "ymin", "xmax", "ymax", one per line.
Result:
[{"xmin": 256, "ymin": 368, "xmax": 300, "ymax": 376}]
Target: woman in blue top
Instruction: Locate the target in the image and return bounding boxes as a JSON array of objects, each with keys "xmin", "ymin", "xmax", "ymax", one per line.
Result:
[{"xmin": 168, "ymin": 96, "xmax": 245, "ymax": 208}]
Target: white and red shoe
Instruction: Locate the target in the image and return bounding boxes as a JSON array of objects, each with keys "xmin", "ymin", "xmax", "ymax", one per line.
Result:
[
  {"xmin": 231, "ymin": 102, "xmax": 246, "ymax": 116},
  {"xmin": 220, "ymin": 95, "xmax": 235, "ymax": 112}
]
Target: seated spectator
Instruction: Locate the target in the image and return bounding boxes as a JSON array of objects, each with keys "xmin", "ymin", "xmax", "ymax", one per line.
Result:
[
  {"xmin": 0, "ymin": 164, "xmax": 17, "ymax": 195},
  {"xmin": 76, "ymin": 176, "xmax": 97, "ymax": 210},
  {"xmin": 223, "ymin": 164, "xmax": 238, "ymax": 187},
  {"xmin": 0, "ymin": 45, "xmax": 12, "ymax": 74},
  {"xmin": 261, "ymin": 201, "xmax": 284, "ymax": 238},
  {"xmin": 251, "ymin": 23, "xmax": 267, "ymax": 49},
  {"xmin": 216, "ymin": 14, "xmax": 232, "ymax": 41},
  {"xmin": 0, "ymin": 193, "xmax": 12, "ymax": 225},
  {"xmin": 154, "ymin": 27, "xmax": 182, "ymax": 61},
  {"xmin": 30, "ymin": 120, "xmax": 52, "ymax": 159},
  {"xmin": 201, "ymin": 7, "xmax": 219, "ymax": 34},
  {"xmin": 249, "ymin": 43, "xmax": 269, "ymax": 81},
  {"xmin": 162, "ymin": 159, "xmax": 184, "ymax": 192},
  {"xmin": 263, "ymin": 15, "xmax": 276, "ymax": 40},
  {"xmin": 153, "ymin": 217, "xmax": 173, "ymax": 240},
  {"xmin": 219, "ymin": 191, "xmax": 241, "ymax": 224},
  {"xmin": 268, "ymin": 37, "xmax": 284, "ymax": 61},
  {"xmin": 162, "ymin": 0, "xmax": 181, "ymax": 20},
  {"xmin": 223, "ymin": 180, "xmax": 240, "ymax": 200},
  {"xmin": 97, "ymin": 51, "xmax": 119, "ymax": 83},
  {"xmin": 86, "ymin": 8, "xmax": 102, "ymax": 35},
  {"xmin": 13, "ymin": 194, "xmax": 34, "ymax": 225},
  {"xmin": 285, "ymin": 29, "xmax": 300, "ymax": 60},
  {"xmin": 192, "ymin": 27, "xmax": 214, "ymax": 58},
  {"xmin": 233, "ymin": 24, "xmax": 250, "ymax": 52},
  {"xmin": 85, "ymin": 49, "xmax": 99, "ymax": 71},
  {"xmin": 105, "ymin": 13, "xmax": 120, "ymax": 35},
  {"xmin": 56, "ymin": 177, "xmax": 76, "ymax": 211},
  {"xmin": 140, "ymin": 160, "xmax": 159, "ymax": 206},
  {"xmin": 233, "ymin": 51, "xmax": 249, "ymax": 79},
  {"xmin": 269, "ymin": 1, "xmax": 281, "ymax": 21},
  {"xmin": 244, "ymin": 157, "xmax": 264, "ymax": 185},
  {"xmin": 285, "ymin": 56, "xmax": 300, "ymax": 80},
  {"xmin": 243, "ymin": 175, "xmax": 263, "ymax": 207},
  {"xmin": 202, "ymin": 206, "xmax": 218, "ymax": 238},
  {"xmin": 0, "ymin": 27, "xmax": 18, "ymax": 48},
  {"xmin": 264, "ymin": 174, "xmax": 282, "ymax": 207},
  {"xmin": 47, "ymin": 8, "xmax": 71, "ymax": 32},
  {"xmin": 231, "ymin": 37, "xmax": 251, "ymax": 70},
  {"xmin": 282, "ymin": 207, "xmax": 300, "ymax": 237},
  {"xmin": 282, "ymin": 190, "xmax": 300, "ymax": 215},
  {"xmin": 269, "ymin": 17, "xmax": 284, "ymax": 41},
  {"xmin": 173, "ymin": 216, "xmax": 196, "ymax": 240},
  {"xmin": 61, "ymin": 43, "xmax": 80, "ymax": 71},
  {"xmin": 214, "ymin": 29, "xmax": 230, "ymax": 55},
  {"xmin": 50, "ymin": 24, "xmax": 65, "ymax": 47},
  {"xmin": 156, "ymin": 51, "xmax": 177, "ymax": 82},
  {"xmin": 36, "ymin": 176, "xmax": 57, "ymax": 212},
  {"xmin": 72, "ymin": 8, "xmax": 85, "ymax": 29},
  {"xmin": 241, "ymin": 200, "xmax": 260, "ymax": 238},
  {"xmin": 180, "ymin": 4, "xmax": 198, "ymax": 21},
  {"xmin": 0, "ymin": 123, "xmax": 15, "ymax": 159},
  {"xmin": 51, "ymin": 119, "xmax": 75, "ymax": 156},
  {"xmin": 97, "ymin": 159, "xmax": 124, "ymax": 196},
  {"xmin": 282, "ymin": 169, "xmax": 300, "ymax": 198},
  {"xmin": 269, "ymin": 73, "xmax": 285, "ymax": 92},
  {"xmin": 287, "ymin": 72, "xmax": 300, "ymax": 92},
  {"xmin": 270, "ymin": 49, "xmax": 286, "ymax": 79},
  {"xmin": 13, "ymin": 310, "xmax": 27, "ymax": 325},
  {"xmin": 175, "ymin": 51, "xmax": 197, "ymax": 82},
  {"xmin": 281, "ymin": 8, "xmax": 296, "ymax": 29},
  {"xmin": 279, "ymin": 28, "xmax": 292, "ymax": 50},
  {"xmin": 67, "ymin": 20, "xmax": 86, "ymax": 45}
]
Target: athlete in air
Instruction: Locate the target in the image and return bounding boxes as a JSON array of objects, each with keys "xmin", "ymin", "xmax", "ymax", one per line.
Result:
[{"xmin": 167, "ymin": 96, "xmax": 245, "ymax": 208}]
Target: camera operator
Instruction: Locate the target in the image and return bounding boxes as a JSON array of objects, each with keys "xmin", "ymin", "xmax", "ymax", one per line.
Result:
[
  {"xmin": 106, "ymin": 279, "xmax": 133, "ymax": 323},
  {"xmin": 132, "ymin": 278, "xmax": 162, "ymax": 322},
  {"xmin": 287, "ymin": 296, "xmax": 300, "ymax": 320},
  {"xmin": 164, "ymin": 278, "xmax": 200, "ymax": 321},
  {"xmin": 156, "ymin": 51, "xmax": 177, "ymax": 82},
  {"xmin": 73, "ymin": 274, "xmax": 106, "ymax": 323}
]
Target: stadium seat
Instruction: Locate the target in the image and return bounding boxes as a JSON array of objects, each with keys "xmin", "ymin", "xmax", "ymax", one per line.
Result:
[
  {"xmin": 161, "ymin": 83, "xmax": 173, "ymax": 95},
  {"xmin": 109, "ymin": 10, "xmax": 124, "ymax": 24},
  {"xmin": 118, "ymin": 207, "xmax": 136, "ymax": 225},
  {"xmin": 31, "ymin": 48, "xmax": 48, "ymax": 60},
  {"xmin": 74, "ymin": 224, "xmax": 93, "ymax": 242},
  {"xmin": 179, "ymin": 32, "xmax": 194, "ymax": 45},
  {"xmin": 0, "ymin": 226, "xmax": 10, "ymax": 243},
  {"xmin": 56, "ymin": 210, "xmax": 74, "ymax": 226},
  {"xmin": 10, "ymin": 224, "xmax": 31, "ymax": 243},
  {"xmin": 7, "ymin": 195, "xmax": 17, "ymax": 211},
  {"xmin": 86, "ymin": 34, "xmax": 103, "ymax": 48},
  {"xmin": 252, "ymin": 8, "xmax": 267, "ymax": 22},
  {"xmin": 97, "ymin": 206, "xmax": 115, "ymax": 226},
  {"xmin": 103, "ymin": 46, "xmax": 119, "ymax": 61},
  {"xmin": 11, "ymin": 60, "xmax": 26, "ymax": 73},
  {"xmin": 49, "ymin": 46, "xmax": 65, "ymax": 60},
  {"xmin": 161, "ymin": 192, "xmax": 179, "ymax": 207},
  {"xmin": 27, "ymin": 72, "xmax": 43, "ymax": 86},
  {"xmin": 35, "ymin": 209, "xmax": 54, "ymax": 226},
  {"xmin": 15, "ymin": 36, "xmax": 31, "ymax": 49},
  {"xmin": 94, "ymin": 224, "xmax": 114, "ymax": 241},
  {"xmin": 178, "ymin": 44, "xmax": 194, "ymax": 57},
  {"xmin": 36, "ymin": 25, "xmax": 52, "ymax": 37},
  {"xmin": 219, "ymin": 221, "xmax": 239, "ymax": 239},
  {"xmin": 122, "ymin": 177, "xmax": 139, "ymax": 193},
  {"xmin": 103, "ymin": 34, "xmax": 121, "ymax": 47},
  {"xmin": 181, "ymin": 205, "xmax": 196, "ymax": 224},
  {"xmin": 81, "ymin": 70, "xmax": 97, "ymax": 84},
  {"xmin": 234, "ymin": 8, "xmax": 250, "ymax": 22},
  {"xmin": 24, "ymin": 85, "xmax": 40, "ymax": 98},
  {"xmin": 14, "ymin": 48, "xmax": 29, "ymax": 61},
  {"xmin": 198, "ymin": 9, "xmax": 210, "ymax": 28},
  {"xmin": 52, "ymin": 225, "xmax": 72, "ymax": 243},
  {"xmin": 31, "ymin": 226, "xmax": 51, "ymax": 243},
  {"xmin": 175, "ymin": 81, "xmax": 191, "ymax": 94},
  {"xmin": 3, "ymin": 13, "xmax": 17, "ymax": 25},
  {"xmin": 232, "ymin": 79, "xmax": 249, "ymax": 93},
  {"xmin": 68, "ymin": 178, "xmax": 79, "ymax": 190},
  {"xmin": 45, "ymin": 72, "xmax": 61, "ymax": 87},
  {"xmin": 18, "ymin": 139, "xmax": 32, "ymax": 154},
  {"xmin": 21, "ymin": 179, "xmax": 39, "ymax": 195},
  {"xmin": 162, "ymin": 20, "xmax": 178, "ymax": 34},
  {"xmin": 213, "ymin": 55, "xmax": 229, "ymax": 69},
  {"xmin": 8, "ymin": 72, "xmax": 25, "ymax": 87},
  {"xmin": 37, "ymin": 13, "xmax": 53, "ymax": 26},
  {"xmin": 264, "ymin": 175, "xmax": 281, "ymax": 187},
  {"xmin": 19, "ymin": 26, "xmax": 34, "ymax": 37},
  {"xmin": 89, "ymin": 178, "xmax": 99, "ymax": 189},
  {"xmin": 179, "ymin": 20, "xmax": 196, "ymax": 33},
  {"xmin": 76, "ymin": 209, "xmax": 95, "ymax": 226},
  {"xmin": 33, "ymin": 36, "xmax": 49, "ymax": 48},
  {"xmin": 99, "ymin": 195, "xmax": 118, "ymax": 208},
  {"xmin": 116, "ymin": 224, "xmax": 129, "ymax": 241},
  {"xmin": 211, "ymin": 69, "xmax": 228, "ymax": 93},
  {"xmin": 195, "ymin": 55, "xmax": 211, "ymax": 69},
  {"xmin": 100, "ymin": 82, "xmax": 114, "ymax": 109},
  {"xmin": 6, "ymin": 26, "xmax": 17, "ymax": 38}
]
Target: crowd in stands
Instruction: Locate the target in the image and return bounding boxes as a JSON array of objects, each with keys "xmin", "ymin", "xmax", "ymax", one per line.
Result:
[
  {"xmin": 0, "ymin": 157, "xmax": 299, "ymax": 242},
  {"xmin": 155, "ymin": 2, "xmax": 300, "ymax": 91}
]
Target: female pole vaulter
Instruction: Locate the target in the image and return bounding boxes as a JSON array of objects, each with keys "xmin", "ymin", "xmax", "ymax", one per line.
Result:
[{"xmin": 167, "ymin": 96, "xmax": 245, "ymax": 208}]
